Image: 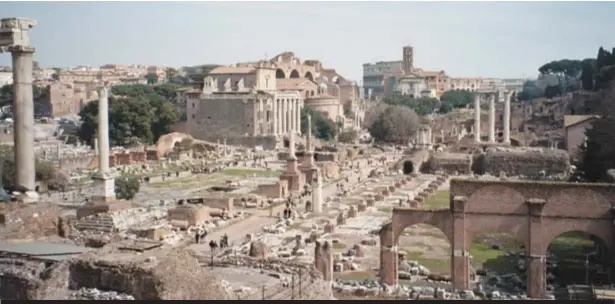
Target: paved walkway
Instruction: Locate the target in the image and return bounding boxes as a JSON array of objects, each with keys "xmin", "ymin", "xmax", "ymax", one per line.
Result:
[{"xmin": 185, "ymin": 162, "xmax": 375, "ymax": 256}]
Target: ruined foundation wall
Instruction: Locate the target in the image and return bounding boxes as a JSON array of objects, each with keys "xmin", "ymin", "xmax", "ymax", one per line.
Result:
[
  {"xmin": 482, "ymin": 148, "xmax": 571, "ymax": 177},
  {"xmin": 70, "ymin": 248, "xmax": 229, "ymax": 300},
  {"xmin": 427, "ymin": 153, "xmax": 472, "ymax": 174},
  {"xmin": 0, "ymin": 259, "xmax": 68, "ymax": 300}
]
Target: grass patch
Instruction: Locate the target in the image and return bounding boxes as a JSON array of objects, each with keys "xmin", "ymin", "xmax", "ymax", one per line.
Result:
[
  {"xmin": 148, "ymin": 176, "xmax": 201, "ymax": 189},
  {"xmin": 404, "ymin": 251, "xmax": 450, "ymax": 274},
  {"xmin": 377, "ymin": 206, "xmax": 393, "ymax": 213},
  {"xmin": 334, "ymin": 270, "xmax": 377, "ymax": 280},
  {"xmin": 332, "ymin": 242, "xmax": 347, "ymax": 250},
  {"xmin": 423, "ymin": 190, "xmax": 450, "ymax": 209},
  {"xmin": 221, "ymin": 169, "xmax": 283, "ymax": 178}
]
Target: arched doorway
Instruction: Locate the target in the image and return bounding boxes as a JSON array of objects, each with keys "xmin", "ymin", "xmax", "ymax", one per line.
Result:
[
  {"xmin": 304, "ymin": 71, "xmax": 314, "ymax": 81},
  {"xmin": 402, "ymin": 160, "xmax": 414, "ymax": 175},
  {"xmin": 276, "ymin": 69, "xmax": 286, "ymax": 79},
  {"xmin": 546, "ymin": 231, "xmax": 611, "ymax": 297},
  {"xmin": 289, "ymin": 70, "xmax": 300, "ymax": 78}
]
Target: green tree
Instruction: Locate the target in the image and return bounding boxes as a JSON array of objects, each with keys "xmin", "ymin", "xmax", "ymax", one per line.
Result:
[
  {"xmin": 438, "ymin": 102, "xmax": 454, "ymax": 114},
  {"xmin": 577, "ymin": 83, "xmax": 615, "ymax": 182},
  {"xmin": 382, "ymin": 92, "xmax": 439, "ymax": 116},
  {"xmin": 300, "ymin": 108, "xmax": 337, "ymax": 141},
  {"xmin": 367, "ymin": 105, "xmax": 420, "ymax": 145},
  {"xmin": 78, "ymin": 84, "xmax": 179, "ymax": 146},
  {"xmin": 115, "ymin": 175, "xmax": 140, "ymax": 200},
  {"xmin": 146, "ymin": 73, "xmax": 159, "ymax": 85},
  {"xmin": 0, "ymin": 147, "xmax": 57, "ymax": 192},
  {"xmin": 338, "ymin": 129, "xmax": 358, "ymax": 144},
  {"xmin": 580, "ymin": 58, "xmax": 597, "ymax": 90},
  {"xmin": 517, "ymin": 80, "xmax": 544, "ymax": 101},
  {"xmin": 153, "ymin": 83, "xmax": 183, "ymax": 100},
  {"xmin": 439, "ymin": 90, "xmax": 474, "ymax": 109}
]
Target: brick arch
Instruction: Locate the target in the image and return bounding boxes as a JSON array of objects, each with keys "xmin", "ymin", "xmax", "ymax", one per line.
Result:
[
  {"xmin": 464, "ymin": 185, "xmax": 529, "ymax": 249},
  {"xmin": 465, "ymin": 184, "xmax": 526, "ymax": 214},
  {"xmin": 542, "ymin": 188, "xmax": 612, "ymax": 218},
  {"xmin": 543, "ymin": 227, "xmax": 612, "ymax": 256},
  {"xmin": 389, "ymin": 209, "xmax": 453, "ymax": 245}
]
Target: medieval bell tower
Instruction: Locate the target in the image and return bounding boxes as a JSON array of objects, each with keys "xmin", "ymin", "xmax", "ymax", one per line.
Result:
[{"xmin": 402, "ymin": 45, "xmax": 414, "ymax": 75}]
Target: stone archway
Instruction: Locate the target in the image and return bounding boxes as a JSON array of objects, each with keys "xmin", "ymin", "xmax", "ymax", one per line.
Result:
[
  {"xmin": 305, "ymin": 71, "xmax": 314, "ymax": 81},
  {"xmin": 381, "ymin": 179, "xmax": 615, "ymax": 299},
  {"xmin": 289, "ymin": 69, "xmax": 300, "ymax": 78},
  {"xmin": 275, "ymin": 69, "xmax": 286, "ymax": 79},
  {"xmin": 402, "ymin": 160, "xmax": 414, "ymax": 175}
]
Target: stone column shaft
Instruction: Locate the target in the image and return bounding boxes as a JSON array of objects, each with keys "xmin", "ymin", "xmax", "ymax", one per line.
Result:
[
  {"xmin": 503, "ymin": 92, "xmax": 511, "ymax": 144},
  {"xmin": 12, "ymin": 49, "xmax": 36, "ymax": 193},
  {"xmin": 296, "ymin": 100, "xmax": 301, "ymax": 135},
  {"xmin": 259, "ymin": 99, "xmax": 266, "ymax": 135},
  {"xmin": 488, "ymin": 94, "xmax": 496, "ymax": 143},
  {"xmin": 306, "ymin": 114, "xmax": 312, "ymax": 151},
  {"xmin": 474, "ymin": 94, "xmax": 481, "ymax": 143},
  {"xmin": 282, "ymin": 99, "xmax": 287, "ymax": 133},
  {"xmin": 98, "ymin": 87, "xmax": 110, "ymax": 173},
  {"xmin": 272, "ymin": 99, "xmax": 278, "ymax": 135},
  {"xmin": 94, "ymin": 138, "xmax": 99, "ymax": 155}
]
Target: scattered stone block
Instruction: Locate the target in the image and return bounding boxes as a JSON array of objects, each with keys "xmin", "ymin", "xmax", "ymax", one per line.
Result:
[
  {"xmin": 357, "ymin": 202, "xmax": 367, "ymax": 212},
  {"xmin": 324, "ymin": 221, "xmax": 335, "ymax": 233},
  {"xmin": 347, "ymin": 206, "xmax": 357, "ymax": 218},
  {"xmin": 249, "ymin": 240, "xmax": 268, "ymax": 259},
  {"xmin": 336, "ymin": 212, "xmax": 346, "ymax": 225},
  {"xmin": 360, "ymin": 238, "xmax": 377, "ymax": 246}
]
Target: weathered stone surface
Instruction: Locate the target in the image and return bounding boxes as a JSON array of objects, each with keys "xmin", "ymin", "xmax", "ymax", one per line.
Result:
[
  {"xmin": 70, "ymin": 247, "xmax": 229, "ymax": 300},
  {"xmin": 249, "ymin": 240, "xmax": 268, "ymax": 258}
]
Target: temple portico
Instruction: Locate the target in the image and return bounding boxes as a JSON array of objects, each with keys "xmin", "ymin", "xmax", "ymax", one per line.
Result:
[{"xmin": 473, "ymin": 90, "xmax": 511, "ymax": 145}]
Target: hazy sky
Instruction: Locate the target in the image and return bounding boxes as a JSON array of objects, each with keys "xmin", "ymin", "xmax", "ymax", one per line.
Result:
[{"xmin": 1, "ymin": 1, "xmax": 614, "ymax": 82}]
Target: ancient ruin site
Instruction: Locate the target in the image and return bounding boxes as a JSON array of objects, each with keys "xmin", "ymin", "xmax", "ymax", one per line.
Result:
[{"xmin": 2, "ymin": 6, "xmax": 615, "ymax": 301}]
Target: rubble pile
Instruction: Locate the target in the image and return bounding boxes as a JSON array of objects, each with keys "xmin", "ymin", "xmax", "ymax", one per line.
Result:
[
  {"xmin": 68, "ymin": 288, "xmax": 135, "ymax": 300},
  {"xmin": 0, "ymin": 203, "xmax": 63, "ymax": 240}
]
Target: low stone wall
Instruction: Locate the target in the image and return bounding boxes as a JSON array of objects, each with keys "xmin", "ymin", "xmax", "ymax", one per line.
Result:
[
  {"xmin": 482, "ymin": 148, "xmax": 571, "ymax": 177},
  {"xmin": 427, "ymin": 153, "xmax": 472, "ymax": 175}
]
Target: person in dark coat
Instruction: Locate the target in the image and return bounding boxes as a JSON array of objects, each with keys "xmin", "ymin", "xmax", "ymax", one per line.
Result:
[{"xmin": 195, "ymin": 230, "xmax": 200, "ymax": 244}]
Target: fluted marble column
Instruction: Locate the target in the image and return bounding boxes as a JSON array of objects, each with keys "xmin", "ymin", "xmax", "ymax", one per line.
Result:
[
  {"xmin": 289, "ymin": 100, "xmax": 295, "ymax": 135},
  {"xmin": 474, "ymin": 94, "xmax": 481, "ymax": 143},
  {"xmin": 296, "ymin": 100, "xmax": 301, "ymax": 134},
  {"xmin": 488, "ymin": 94, "xmax": 496, "ymax": 143},
  {"xmin": 503, "ymin": 92, "xmax": 511, "ymax": 144},
  {"xmin": 272, "ymin": 99, "xmax": 278, "ymax": 135},
  {"xmin": 281, "ymin": 99, "xmax": 287, "ymax": 133},
  {"xmin": 260, "ymin": 99, "xmax": 266, "ymax": 135}
]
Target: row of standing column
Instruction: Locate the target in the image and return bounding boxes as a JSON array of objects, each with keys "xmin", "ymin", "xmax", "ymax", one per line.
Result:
[
  {"xmin": 473, "ymin": 93, "xmax": 511, "ymax": 144},
  {"xmin": 270, "ymin": 98, "xmax": 301, "ymax": 135}
]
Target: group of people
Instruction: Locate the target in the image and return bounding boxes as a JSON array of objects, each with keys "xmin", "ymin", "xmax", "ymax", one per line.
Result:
[{"xmin": 196, "ymin": 229, "xmax": 230, "ymax": 251}]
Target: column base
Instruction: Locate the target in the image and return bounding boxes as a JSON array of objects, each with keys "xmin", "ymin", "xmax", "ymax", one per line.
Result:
[{"xmin": 22, "ymin": 191, "xmax": 39, "ymax": 203}]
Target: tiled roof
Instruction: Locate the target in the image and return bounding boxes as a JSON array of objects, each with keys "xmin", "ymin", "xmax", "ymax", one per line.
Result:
[{"xmin": 564, "ymin": 115, "xmax": 599, "ymax": 128}]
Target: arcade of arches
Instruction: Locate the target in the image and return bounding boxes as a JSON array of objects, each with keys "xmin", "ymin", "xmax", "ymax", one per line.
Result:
[
  {"xmin": 379, "ymin": 179, "xmax": 615, "ymax": 299},
  {"xmin": 276, "ymin": 69, "xmax": 314, "ymax": 82}
]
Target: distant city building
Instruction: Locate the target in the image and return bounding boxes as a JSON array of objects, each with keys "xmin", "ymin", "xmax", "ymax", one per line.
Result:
[
  {"xmin": 362, "ymin": 60, "xmax": 403, "ymax": 96},
  {"xmin": 363, "ymin": 45, "xmax": 529, "ymax": 100}
]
